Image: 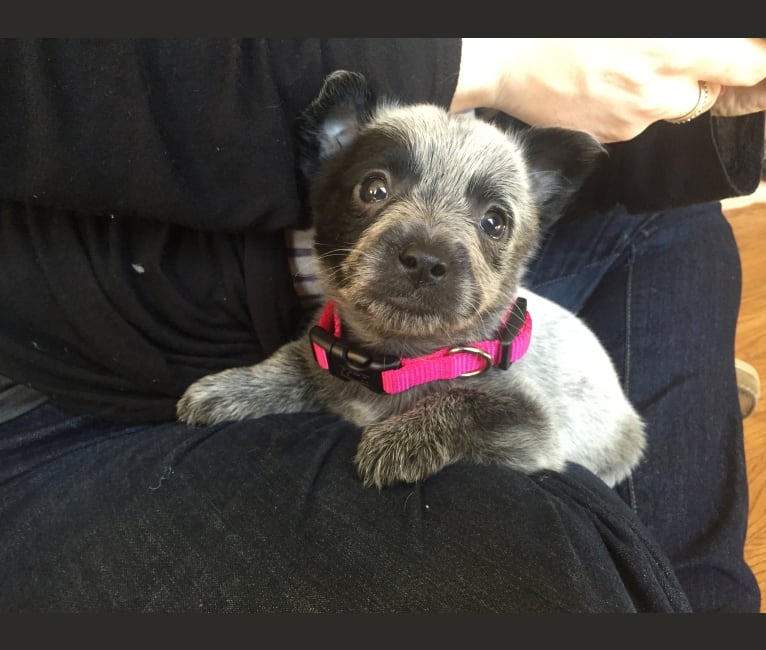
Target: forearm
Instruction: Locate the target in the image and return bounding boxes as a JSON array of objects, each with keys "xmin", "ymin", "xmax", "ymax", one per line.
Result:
[{"xmin": 453, "ymin": 38, "xmax": 765, "ymax": 215}]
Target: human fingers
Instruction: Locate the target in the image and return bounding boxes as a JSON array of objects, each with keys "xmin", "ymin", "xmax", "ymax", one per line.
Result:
[
  {"xmin": 711, "ymin": 78, "xmax": 766, "ymax": 117},
  {"xmin": 452, "ymin": 39, "xmax": 758, "ymax": 143},
  {"xmin": 645, "ymin": 38, "xmax": 766, "ymax": 88}
]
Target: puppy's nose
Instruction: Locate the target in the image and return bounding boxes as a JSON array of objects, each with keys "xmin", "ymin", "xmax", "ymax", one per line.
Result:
[{"xmin": 398, "ymin": 245, "xmax": 448, "ymax": 285}]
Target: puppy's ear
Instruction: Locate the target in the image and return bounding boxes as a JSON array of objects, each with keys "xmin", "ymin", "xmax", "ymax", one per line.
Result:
[
  {"xmin": 296, "ymin": 70, "xmax": 376, "ymax": 181},
  {"xmin": 520, "ymin": 127, "xmax": 607, "ymax": 229}
]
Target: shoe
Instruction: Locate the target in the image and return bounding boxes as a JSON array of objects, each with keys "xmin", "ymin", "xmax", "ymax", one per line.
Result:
[{"xmin": 736, "ymin": 358, "xmax": 761, "ymax": 419}]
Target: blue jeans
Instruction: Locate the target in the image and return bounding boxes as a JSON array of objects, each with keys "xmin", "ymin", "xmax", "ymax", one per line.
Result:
[
  {"xmin": 0, "ymin": 203, "xmax": 758, "ymax": 612},
  {"xmin": 528, "ymin": 203, "xmax": 758, "ymax": 612}
]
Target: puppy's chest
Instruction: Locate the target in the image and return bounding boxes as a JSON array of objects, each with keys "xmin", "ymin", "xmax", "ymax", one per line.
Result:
[
  {"xmin": 326, "ymin": 383, "xmax": 436, "ymax": 426},
  {"xmin": 342, "ymin": 397, "xmax": 394, "ymax": 427},
  {"xmin": 318, "ymin": 371, "xmax": 487, "ymax": 427}
]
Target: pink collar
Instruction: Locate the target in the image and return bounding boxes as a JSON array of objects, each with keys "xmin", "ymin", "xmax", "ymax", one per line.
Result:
[{"xmin": 309, "ymin": 298, "xmax": 532, "ymax": 394}]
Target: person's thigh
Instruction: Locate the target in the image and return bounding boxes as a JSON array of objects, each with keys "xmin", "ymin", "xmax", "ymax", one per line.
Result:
[
  {"xmin": 0, "ymin": 401, "xmax": 689, "ymax": 613},
  {"xmin": 526, "ymin": 203, "xmax": 760, "ymax": 612}
]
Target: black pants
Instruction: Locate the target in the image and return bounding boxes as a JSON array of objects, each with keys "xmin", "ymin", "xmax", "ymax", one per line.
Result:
[{"xmin": 0, "ymin": 204, "xmax": 758, "ymax": 612}]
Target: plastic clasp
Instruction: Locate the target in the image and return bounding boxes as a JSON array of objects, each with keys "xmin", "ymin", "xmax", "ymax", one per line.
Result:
[{"xmin": 309, "ymin": 326, "xmax": 401, "ymax": 393}]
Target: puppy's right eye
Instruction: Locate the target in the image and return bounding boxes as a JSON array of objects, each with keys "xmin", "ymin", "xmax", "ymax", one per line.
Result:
[
  {"xmin": 360, "ymin": 175, "xmax": 389, "ymax": 203},
  {"xmin": 479, "ymin": 208, "xmax": 509, "ymax": 240}
]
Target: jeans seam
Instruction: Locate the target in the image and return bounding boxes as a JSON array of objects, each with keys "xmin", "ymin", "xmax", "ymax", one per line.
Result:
[
  {"xmin": 624, "ymin": 241, "xmax": 639, "ymax": 514},
  {"xmin": 531, "ymin": 209, "xmax": 663, "ymax": 295},
  {"xmin": 531, "ymin": 256, "xmax": 621, "ymax": 292}
]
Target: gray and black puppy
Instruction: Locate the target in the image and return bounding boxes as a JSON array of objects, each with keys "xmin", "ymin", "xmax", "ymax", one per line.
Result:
[{"xmin": 177, "ymin": 70, "xmax": 646, "ymax": 489}]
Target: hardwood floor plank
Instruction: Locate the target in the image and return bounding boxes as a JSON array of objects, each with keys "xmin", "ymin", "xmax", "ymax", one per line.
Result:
[{"xmin": 722, "ymin": 189, "xmax": 766, "ymax": 612}]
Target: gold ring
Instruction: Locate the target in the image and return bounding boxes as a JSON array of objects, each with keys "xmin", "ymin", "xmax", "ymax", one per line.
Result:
[{"xmin": 665, "ymin": 80, "xmax": 711, "ymax": 124}]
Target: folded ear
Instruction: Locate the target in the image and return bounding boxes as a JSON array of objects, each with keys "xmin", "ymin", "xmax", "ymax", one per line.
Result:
[
  {"xmin": 296, "ymin": 70, "xmax": 376, "ymax": 182},
  {"xmin": 519, "ymin": 126, "xmax": 607, "ymax": 229}
]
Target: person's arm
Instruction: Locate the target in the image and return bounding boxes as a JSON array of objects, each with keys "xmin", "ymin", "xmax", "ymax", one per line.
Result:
[
  {"xmin": 564, "ymin": 112, "xmax": 765, "ymax": 218},
  {"xmin": 0, "ymin": 38, "xmax": 461, "ymax": 231},
  {"xmin": 453, "ymin": 38, "xmax": 766, "ymax": 216},
  {"xmin": 453, "ymin": 39, "xmax": 766, "ymax": 141}
]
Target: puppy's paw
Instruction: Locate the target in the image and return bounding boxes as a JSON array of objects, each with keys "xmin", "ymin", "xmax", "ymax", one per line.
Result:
[
  {"xmin": 353, "ymin": 420, "xmax": 454, "ymax": 489},
  {"xmin": 176, "ymin": 368, "xmax": 258, "ymax": 426}
]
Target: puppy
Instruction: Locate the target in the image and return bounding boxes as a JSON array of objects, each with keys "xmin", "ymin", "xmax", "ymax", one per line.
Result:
[{"xmin": 177, "ymin": 70, "xmax": 646, "ymax": 489}]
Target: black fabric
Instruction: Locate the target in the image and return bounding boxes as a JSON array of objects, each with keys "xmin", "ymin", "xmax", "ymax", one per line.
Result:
[
  {"xmin": 565, "ymin": 111, "xmax": 765, "ymax": 218},
  {"xmin": 0, "ymin": 405, "xmax": 691, "ymax": 612},
  {"xmin": 0, "ymin": 38, "xmax": 460, "ymax": 231},
  {"xmin": 0, "ymin": 202, "xmax": 301, "ymax": 421},
  {"xmin": 0, "ymin": 374, "xmax": 47, "ymax": 424},
  {"xmin": 0, "ymin": 38, "xmax": 460, "ymax": 421},
  {"xmin": 0, "ymin": 38, "xmax": 763, "ymax": 421}
]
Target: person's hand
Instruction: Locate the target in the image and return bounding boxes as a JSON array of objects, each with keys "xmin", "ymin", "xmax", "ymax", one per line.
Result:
[
  {"xmin": 712, "ymin": 78, "xmax": 766, "ymax": 118},
  {"xmin": 451, "ymin": 38, "xmax": 766, "ymax": 143}
]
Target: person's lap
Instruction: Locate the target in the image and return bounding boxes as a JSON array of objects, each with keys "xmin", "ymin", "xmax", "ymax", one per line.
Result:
[
  {"xmin": 0, "ymin": 404, "xmax": 689, "ymax": 612},
  {"xmin": 526, "ymin": 202, "xmax": 759, "ymax": 612},
  {"xmin": 0, "ymin": 203, "xmax": 758, "ymax": 612}
]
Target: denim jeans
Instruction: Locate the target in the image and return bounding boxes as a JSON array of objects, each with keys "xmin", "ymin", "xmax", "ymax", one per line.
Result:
[
  {"xmin": 0, "ymin": 203, "xmax": 759, "ymax": 612},
  {"xmin": 527, "ymin": 202, "xmax": 759, "ymax": 612}
]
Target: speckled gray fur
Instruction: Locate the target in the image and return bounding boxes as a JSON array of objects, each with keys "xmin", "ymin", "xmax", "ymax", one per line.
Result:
[{"xmin": 177, "ymin": 71, "xmax": 646, "ymax": 489}]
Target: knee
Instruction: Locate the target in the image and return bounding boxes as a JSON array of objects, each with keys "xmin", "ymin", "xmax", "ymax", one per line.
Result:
[{"xmin": 642, "ymin": 203, "xmax": 741, "ymax": 292}]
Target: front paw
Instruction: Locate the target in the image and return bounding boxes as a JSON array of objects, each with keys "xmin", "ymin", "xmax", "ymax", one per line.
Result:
[
  {"xmin": 354, "ymin": 420, "xmax": 454, "ymax": 489},
  {"xmin": 176, "ymin": 369, "xmax": 253, "ymax": 426}
]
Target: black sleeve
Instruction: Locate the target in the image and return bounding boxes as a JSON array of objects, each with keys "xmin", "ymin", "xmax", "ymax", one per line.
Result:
[
  {"xmin": 565, "ymin": 111, "xmax": 765, "ymax": 219},
  {"xmin": 0, "ymin": 38, "xmax": 461, "ymax": 232}
]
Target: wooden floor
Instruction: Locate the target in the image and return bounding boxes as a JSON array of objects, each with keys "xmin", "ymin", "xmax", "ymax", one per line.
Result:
[{"xmin": 721, "ymin": 181, "xmax": 766, "ymax": 613}]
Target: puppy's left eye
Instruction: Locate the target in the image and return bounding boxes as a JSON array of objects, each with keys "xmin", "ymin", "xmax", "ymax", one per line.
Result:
[
  {"xmin": 479, "ymin": 208, "xmax": 509, "ymax": 239},
  {"xmin": 360, "ymin": 175, "xmax": 389, "ymax": 203}
]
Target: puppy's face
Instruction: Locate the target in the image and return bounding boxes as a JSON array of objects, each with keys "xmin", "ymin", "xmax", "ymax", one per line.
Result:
[
  {"xmin": 310, "ymin": 105, "xmax": 537, "ymax": 345},
  {"xmin": 298, "ymin": 71, "xmax": 604, "ymax": 352}
]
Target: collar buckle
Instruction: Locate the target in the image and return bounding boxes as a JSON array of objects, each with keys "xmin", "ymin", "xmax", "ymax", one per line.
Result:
[{"xmin": 309, "ymin": 325, "xmax": 401, "ymax": 394}]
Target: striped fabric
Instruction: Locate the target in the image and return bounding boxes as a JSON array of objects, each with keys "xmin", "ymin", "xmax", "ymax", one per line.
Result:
[{"xmin": 284, "ymin": 227, "xmax": 324, "ymax": 310}]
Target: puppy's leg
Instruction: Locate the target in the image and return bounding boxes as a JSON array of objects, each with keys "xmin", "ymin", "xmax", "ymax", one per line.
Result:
[
  {"xmin": 177, "ymin": 340, "xmax": 320, "ymax": 425},
  {"xmin": 354, "ymin": 386, "xmax": 560, "ymax": 488}
]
